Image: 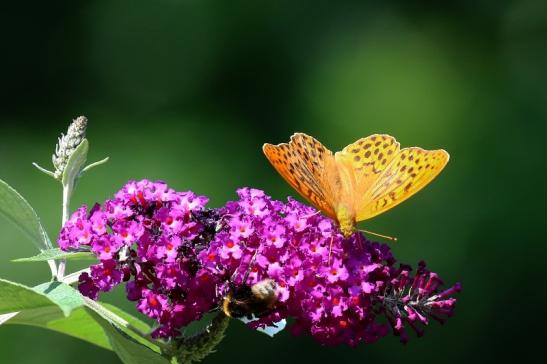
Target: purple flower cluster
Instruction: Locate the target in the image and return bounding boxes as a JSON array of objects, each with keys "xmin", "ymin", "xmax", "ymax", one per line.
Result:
[
  {"xmin": 381, "ymin": 262, "xmax": 462, "ymax": 344},
  {"xmin": 200, "ymin": 188, "xmax": 393, "ymax": 345},
  {"xmin": 200, "ymin": 188, "xmax": 460, "ymax": 346},
  {"xmin": 59, "ymin": 180, "xmax": 219, "ymax": 337},
  {"xmin": 58, "ymin": 180, "xmax": 460, "ymax": 345}
]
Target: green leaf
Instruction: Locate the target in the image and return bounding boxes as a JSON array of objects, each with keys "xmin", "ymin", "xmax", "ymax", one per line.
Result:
[
  {"xmin": 101, "ymin": 303, "xmax": 153, "ymax": 342},
  {"xmin": 0, "ymin": 312, "xmax": 19, "ymax": 325},
  {"xmin": 62, "ymin": 138, "xmax": 89, "ymax": 187},
  {"xmin": 32, "ymin": 162, "xmax": 56, "ymax": 178},
  {"xmin": 81, "ymin": 157, "xmax": 110, "ymax": 174},
  {"xmin": 0, "ymin": 178, "xmax": 52, "ymax": 250},
  {"xmin": 88, "ymin": 309, "xmax": 169, "ymax": 364},
  {"xmin": 1, "ymin": 278, "xmax": 153, "ymax": 352},
  {"xmin": 33, "ymin": 281, "xmax": 86, "ymax": 316},
  {"xmin": 8, "ymin": 306, "xmax": 112, "ymax": 350},
  {"xmin": 0, "ymin": 279, "xmax": 84, "ymax": 318},
  {"xmin": 13, "ymin": 248, "xmax": 96, "ymax": 263},
  {"xmin": 7, "ymin": 303, "xmax": 153, "ymax": 352},
  {"xmin": 84, "ymin": 299, "xmax": 160, "ymax": 354},
  {"xmin": 0, "ymin": 279, "xmax": 59, "ymax": 314}
]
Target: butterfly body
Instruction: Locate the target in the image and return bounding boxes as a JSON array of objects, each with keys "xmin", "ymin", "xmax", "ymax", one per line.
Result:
[
  {"xmin": 335, "ymin": 204, "xmax": 356, "ymax": 237},
  {"xmin": 263, "ymin": 133, "xmax": 449, "ymax": 237}
]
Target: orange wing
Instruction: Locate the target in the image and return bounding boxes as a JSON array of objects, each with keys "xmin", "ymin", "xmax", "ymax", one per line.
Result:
[
  {"xmin": 356, "ymin": 147, "xmax": 449, "ymax": 221},
  {"xmin": 263, "ymin": 133, "xmax": 337, "ymax": 218},
  {"xmin": 334, "ymin": 134, "xmax": 401, "ymax": 210}
]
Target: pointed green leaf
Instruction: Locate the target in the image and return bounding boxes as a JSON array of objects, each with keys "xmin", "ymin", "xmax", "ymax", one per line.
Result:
[
  {"xmin": 62, "ymin": 139, "xmax": 89, "ymax": 186},
  {"xmin": 100, "ymin": 303, "xmax": 153, "ymax": 341},
  {"xmin": 0, "ymin": 279, "xmax": 58, "ymax": 314},
  {"xmin": 0, "ymin": 179, "xmax": 52, "ymax": 250},
  {"xmin": 8, "ymin": 306, "xmax": 112, "ymax": 350},
  {"xmin": 88, "ymin": 309, "xmax": 169, "ymax": 364},
  {"xmin": 7, "ymin": 303, "xmax": 153, "ymax": 352},
  {"xmin": 84, "ymin": 299, "xmax": 160, "ymax": 354},
  {"xmin": 1, "ymin": 278, "xmax": 152, "ymax": 352},
  {"xmin": 0, "ymin": 279, "xmax": 84, "ymax": 318},
  {"xmin": 13, "ymin": 248, "xmax": 96, "ymax": 263},
  {"xmin": 81, "ymin": 156, "xmax": 110, "ymax": 174},
  {"xmin": 0, "ymin": 312, "xmax": 19, "ymax": 325},
  {"xmin": 33, "ymin": 281, "xmax": 85, "ymax": 316},
  {"xmin": 32, "ymin": 162, "xmax": 56, "ymax": 178}
]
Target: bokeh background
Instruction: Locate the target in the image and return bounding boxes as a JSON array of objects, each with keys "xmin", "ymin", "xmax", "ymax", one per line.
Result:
[{"xmin": 1, "ymin": 1, "xmax": 546, "ymax": 363}]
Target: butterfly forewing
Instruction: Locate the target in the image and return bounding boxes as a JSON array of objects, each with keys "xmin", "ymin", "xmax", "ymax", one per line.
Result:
[
  {"xmin": 335, "ymin": 134, "xmax": 400, "ymax": 205},
  {"xmin": 263, "ymin": 134, "xmax": 337, "ymax": 218},
  {"xmin": 356, "ymin": 147, "xmax": 449, "ymax": 221}
]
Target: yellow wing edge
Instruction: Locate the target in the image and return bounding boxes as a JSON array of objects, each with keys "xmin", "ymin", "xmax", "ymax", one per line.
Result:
[{"xmin": 356, "ymin": 147, "xmax": 450, "ymax": 221}]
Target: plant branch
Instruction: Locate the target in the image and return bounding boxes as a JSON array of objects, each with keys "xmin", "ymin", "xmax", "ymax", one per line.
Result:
[
  {"xmin": 57, "ymin": 183, "xmax": 72, "ymax": 280},
  {"xmin": 169, "ymin": 312, "xmax": 230, "ymax": 364},
  {"xmin": 61, "ymin": 267, "xmax": 90, "ymax": 285},
  {"xmin": 32, "ymin": 162, "xmax": 56, "ymax": 178},
  {"xmin": 81, "ymin": 157, "xmax": 110, "ymax": 175}
]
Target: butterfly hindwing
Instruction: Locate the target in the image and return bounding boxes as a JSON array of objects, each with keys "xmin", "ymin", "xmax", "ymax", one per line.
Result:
[
  {"xmin": 263, "ymin": 133, "xmax": 337, "ymax": 218},
  {"xmin": 356, "ymin": 147, "xmax": 449, "ymax": 221}
]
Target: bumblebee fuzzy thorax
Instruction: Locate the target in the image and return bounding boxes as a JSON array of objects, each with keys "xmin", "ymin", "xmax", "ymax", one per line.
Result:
[
  {"xmin": 250, "ymin": 279, "xmax": 277, "ymax": 301},
  {"xmin": 221, "ymin": 279, "xmax": 278, "ymax": 319}
]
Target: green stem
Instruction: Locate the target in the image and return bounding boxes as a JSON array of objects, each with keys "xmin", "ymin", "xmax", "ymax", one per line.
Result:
[
  {"xmin": 169, "ymin": 312, "xmax": 230, "ymax": 364},
  {"xmin": 60, "ymin": 267, "xmax": 90, "ymax": 285},
  {"xmin": 46, "ymin": 259, "xmax": 58, "ymax": 279},
  {"xmin": 57, "ymin": 183, "xmax": 72, "ymax": 280}
]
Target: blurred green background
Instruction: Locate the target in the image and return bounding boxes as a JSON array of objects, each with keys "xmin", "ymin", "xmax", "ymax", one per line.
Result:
[{"xmin": 1, "ymin": 1, "xmax": 546, "ymax": 363}]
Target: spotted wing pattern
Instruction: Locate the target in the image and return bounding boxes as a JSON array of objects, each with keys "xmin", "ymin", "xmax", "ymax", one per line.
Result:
[
  {"xmin": 356, "ymin": 147, "xmax": 449, "ymax": 221},
  {"xmin": 263, "ymin": 133, "xmax": 337, "ymax": 218},
  {"xmin": 335, "ymin": 134, "xmax": 401, "ymax": 202}
]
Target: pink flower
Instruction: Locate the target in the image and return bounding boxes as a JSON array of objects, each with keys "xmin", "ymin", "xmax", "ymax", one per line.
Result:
[
  {"xmin": 219, "ymin": 238, "xmax": 243, "ymax": 260},
  {"xmin": 90, "ymin": 260, "xmax": 123, "ymax": 292},
  {"xmin": 91, "ymin": 235, "xmax": 123, "ymax": 260},
  {"xmin": 229, "ymin": 216, "xmax": 254, "ymax": 240},
  {"xmin": 155, "ymin": 235, "xmax": 182, "ymax": 263},
  {"xmin": 112, "ymin": 220, "xmax": 144, "ymax": 246},
  {"xmin": 321, "ymin": 259, "xmax": 349, "ymax": 283},
  {"xmin": 137, "ymin": 289, "xmax": 169, "ymax": 319}
]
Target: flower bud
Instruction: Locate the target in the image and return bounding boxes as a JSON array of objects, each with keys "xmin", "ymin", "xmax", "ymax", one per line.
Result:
[{"xmin": 52, "ymin": 116, "xmax": 88, "ymax": 179}]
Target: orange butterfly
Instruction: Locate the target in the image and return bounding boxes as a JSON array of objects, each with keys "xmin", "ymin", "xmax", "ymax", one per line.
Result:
[{"xmin": 263, "ymin": 133, "xmax": 449, "ymax": 238}]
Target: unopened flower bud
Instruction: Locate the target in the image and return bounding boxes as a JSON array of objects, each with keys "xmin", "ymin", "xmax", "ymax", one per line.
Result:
[{"xmin": 52, "ymin": 116, "xmax": 88, "ymax": 179}]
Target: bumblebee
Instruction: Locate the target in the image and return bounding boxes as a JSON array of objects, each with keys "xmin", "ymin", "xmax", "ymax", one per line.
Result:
[{"xmin": 222, "ymin": 278, "xmax": 278, "ymax": 319}]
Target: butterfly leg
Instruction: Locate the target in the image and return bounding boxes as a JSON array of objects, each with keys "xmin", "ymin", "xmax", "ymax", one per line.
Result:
[
  {"xmin": 327, "ymin": 235, "xmax": 334, "ymax": 265},
  {"xmin": 357, "ymin": 231, "xmax": 364, "ymax": 251}
]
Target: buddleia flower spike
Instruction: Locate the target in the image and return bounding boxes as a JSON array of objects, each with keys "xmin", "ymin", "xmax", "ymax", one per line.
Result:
[{"xmin": 52, "ymin": 116, "xmax": 88, "ymax": 179}]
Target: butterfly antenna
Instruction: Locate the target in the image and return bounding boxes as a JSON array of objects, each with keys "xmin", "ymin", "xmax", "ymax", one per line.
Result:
[{"xmin": 358, "ymin": 229, "xmax": 398, "ymax": 242}]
